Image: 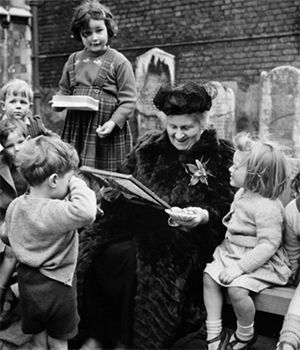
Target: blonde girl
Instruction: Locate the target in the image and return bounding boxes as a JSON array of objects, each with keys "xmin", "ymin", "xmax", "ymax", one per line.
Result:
[{"xmin": 203, "ymin": 132, "xmax": 291, "ymax": 350}]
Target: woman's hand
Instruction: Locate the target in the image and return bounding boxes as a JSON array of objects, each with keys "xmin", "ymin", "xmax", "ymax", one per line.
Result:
[
  {"xmin": 165, "ymin": 206, "xmax": 209, "ymax": 229},
  {"xmin": 100, "ymin": 186, "xmax": 121, "ymax": 202},
  {"xmin": 219, "ymin": 265, "xmax": 243, "ymax": 285},
  {"xmin": 96, "ymin": 121, "xmax": 116, "ymax": 138}
]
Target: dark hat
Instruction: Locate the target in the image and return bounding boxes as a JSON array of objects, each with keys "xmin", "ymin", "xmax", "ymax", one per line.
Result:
[{"xmin": 153, "ymin": 81, "xmax": 212, "ymax": 115}]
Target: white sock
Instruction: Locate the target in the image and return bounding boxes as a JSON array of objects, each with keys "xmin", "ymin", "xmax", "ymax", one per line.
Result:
[
  {"xmin": 206, "ymin": 319, "xmax": 222, "ymax": 350},
  {"xmin": 236, "ymin": 321, "xmax": 254, "ymax": 342}
]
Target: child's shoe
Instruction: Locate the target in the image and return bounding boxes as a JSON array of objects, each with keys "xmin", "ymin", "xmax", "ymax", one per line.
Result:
[
  {"xmin": 225, "ymin": 332, "xmax": 257, "ymax": 350},
  {"xmin": 206, "ymin": 329, "xmax": 230, "ymax": 350}
]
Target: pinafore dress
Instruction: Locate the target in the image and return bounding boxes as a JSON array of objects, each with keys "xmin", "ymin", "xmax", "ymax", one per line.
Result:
[{"xmin": 62, "ymin": 48, "xmax": 133, "ymax": 171}]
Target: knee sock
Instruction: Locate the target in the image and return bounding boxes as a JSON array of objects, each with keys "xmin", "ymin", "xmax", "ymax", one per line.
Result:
[
  {"xmin": 227, "ymin": 321, "xmax": 255, "ymax": 350},
  {"xmin": 206, "ymin": 319, "xmax": 223, "ymax": 350},
  {"xmin": 236, "ymin": 321, "xmax": 254, "ymax": 341}
]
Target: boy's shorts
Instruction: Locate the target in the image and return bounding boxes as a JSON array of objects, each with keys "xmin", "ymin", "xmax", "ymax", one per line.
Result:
[{"xmin": 17, "ymin": 264, "xmax": 79, "ymax": 340}]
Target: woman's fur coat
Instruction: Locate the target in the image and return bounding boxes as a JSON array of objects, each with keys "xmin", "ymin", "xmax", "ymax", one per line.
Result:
[{"xmin": 78, "ymin": 128, "xmax": 234, "ymax": 349}]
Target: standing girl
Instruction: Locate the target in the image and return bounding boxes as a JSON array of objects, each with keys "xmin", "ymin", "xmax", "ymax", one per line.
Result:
[
  {"xmin": 53, "ymin": 0, "xmax": 137, "ymax": 171},
  {"xmin": 202, "ymin": 132, "xmax": 291, "ymax": 350}
]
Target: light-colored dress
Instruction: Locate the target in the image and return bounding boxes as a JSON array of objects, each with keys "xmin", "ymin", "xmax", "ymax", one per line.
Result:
[{"xmin": 205, "ymin": 189, "xmax": 291, "ymax": 292}]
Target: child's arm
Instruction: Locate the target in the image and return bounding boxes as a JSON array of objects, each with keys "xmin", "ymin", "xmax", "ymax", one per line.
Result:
[
  {"xmin": 0, "ymin": 225, "xmax": 17, "ymax": 298},
  {"xmin": 97, "ymin": 59, "xmax": 137, "ymax": 138},
  {"xmin": 51, "ymin": 57, "xmax": 72, "ymax": 112},
  {"xmin": 284, "ymin": 200, "xmax": 300, "ymax": 282},
  {"xmin": 220, "ymin": 201, "xmax": 285, "ymax": 284},
  {"xmin": 285, "ymin": 221, "xmax": 300, "ymax": 282},
  {"xmin": 110, "ymin": 60, "xmax": 137, "ymax": 128},
  {"xmin": 39, "ymin": 176, "xmax": 97, "ymax": 234},
  {"xmin": 0, "ymin": 246, "xmax": 17, "ymax": 291}
]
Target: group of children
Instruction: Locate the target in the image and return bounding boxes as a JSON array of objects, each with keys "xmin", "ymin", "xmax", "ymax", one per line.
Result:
[
  {"xmin": 0, "ymin": 0, "xmax": 300, "ymax": 350},
  {"xmin": 0, "ymin": 0, "xmax": 136, "ymax": 348}
]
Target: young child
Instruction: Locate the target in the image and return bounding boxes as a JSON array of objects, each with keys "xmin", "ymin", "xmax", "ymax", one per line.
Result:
[
  {"xmin": 53, "ymin": 0, "xmax": 137, "ymax": 171},
  {"xmin": 0, "ymin": 78, "xmax": 48, "ymax": 137},
  {"xmin": 0, "ymin": 118, "xmax": 29, "ymax": 327},
  {"xmin": 276, "ymin": 172, "xmax": 300, "ymax": 350},
  {"xmin": 1, "ymin": 135, "xmax": 97, "ymax": 349},
  {"xmin": 202, "ymin": 132, "xmax": 291, "ymax": 350}
]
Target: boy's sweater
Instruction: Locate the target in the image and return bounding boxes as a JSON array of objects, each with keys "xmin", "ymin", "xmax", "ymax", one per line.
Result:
[{"xmin": 3, "ymin": 177, "xmax": 97, "ymax": 286}]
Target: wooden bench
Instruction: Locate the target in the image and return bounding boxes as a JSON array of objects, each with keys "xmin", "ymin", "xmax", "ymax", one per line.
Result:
[{"xmin": 226, "ymin": 286, "xmax": 296, "ymax": 316}]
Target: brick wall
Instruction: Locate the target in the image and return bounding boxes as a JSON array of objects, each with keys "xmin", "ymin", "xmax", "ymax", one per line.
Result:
[
  {"xmin": 36, "ymin": 0, "xmax": 300, "ymax": 135},
  {"xmin": 38, "ymin": 0, "xmax": 300, "ymax": 88}
]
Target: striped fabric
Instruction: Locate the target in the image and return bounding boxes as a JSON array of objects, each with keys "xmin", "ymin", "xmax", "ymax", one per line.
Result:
[{"xmin": 61, "ymin": 48, "xmax": 132, "ymax": 171}]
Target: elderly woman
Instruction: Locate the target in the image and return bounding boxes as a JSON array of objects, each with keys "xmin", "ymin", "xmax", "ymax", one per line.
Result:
[{"xmin": 79, "ymin": 81, "xmax": 235, "ymax": 350}]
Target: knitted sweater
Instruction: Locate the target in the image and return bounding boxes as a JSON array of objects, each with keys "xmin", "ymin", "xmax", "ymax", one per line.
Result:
[
  {"xmin": 284, "ymin": 197, "xmax": 300, "ymax": 279},
  {"xmin": 3, "ymin": 177, "xmax": 97, "ymax": 286},
  {"xmin": 223, "ymin": 189, "xmax": 285, "ymax": 273},
  {"xmin": 58, "ymin": 47, "xmax": 137, "ymax": 128}
]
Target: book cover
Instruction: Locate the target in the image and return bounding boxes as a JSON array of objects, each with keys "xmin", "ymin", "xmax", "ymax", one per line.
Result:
[
  {"xmin": 80, "ymin": 166, "xmax": 171, "ymax": 209},
  {"xmin": 52, "ymin": 95, "xmax": 99, "ymax": 111}
]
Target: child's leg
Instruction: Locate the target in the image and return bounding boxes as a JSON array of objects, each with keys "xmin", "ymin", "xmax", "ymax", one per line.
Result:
[
  {"xmin": 203, "ymin": 273, "xmax": 228, "ymax": 350},
  {"xmin": 29, "ymin": 330, "xmax": 48, "ymax": 349},
  {"xmin": 48, "ymin": 335, "xmax": 68, "ymax": 350},
  {"xmin": 203, "ymin": 273, "xmax": 223, "ymax": 320},
  {"xmin": 227, "ymin": 286, "xmax": 256, "ymax": 350},
  {"xmin": 0, "ymin": 246, "xmax": 17, "ymax": 291}
]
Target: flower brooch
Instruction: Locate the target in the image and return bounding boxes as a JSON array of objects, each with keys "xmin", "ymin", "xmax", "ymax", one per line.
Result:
[{"xmin": 185, "ymin": 158, "xmax": 214, "ymax": 186}]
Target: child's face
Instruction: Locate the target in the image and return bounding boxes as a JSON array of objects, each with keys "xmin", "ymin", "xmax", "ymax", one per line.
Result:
[
  {"xmin": 1, "ymin": 92, "xmax": 31, "ymax": 120},
  {"xmin": 51, "ymin": 170, "xmax": 74, "ymax": 200},
  {"xmin": 229, "ymin": 151, "xmax": 248, "ymax": 188},
  {"xmin": 3, "ymin": 130, "xmax": 27, "ymax": 166},
  {"xmin": 80, "ymin": 19, "xmax": 108, "ymax": 54}
]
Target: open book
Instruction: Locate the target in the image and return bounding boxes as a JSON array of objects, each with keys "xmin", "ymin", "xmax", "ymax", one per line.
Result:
[
  {"xmin": 52, "ymin": 95, "xmax": 99, "ymax": 111},
  {"xmin": 80, "ymin": 166, "xmax": 170, "ymax": 209}
]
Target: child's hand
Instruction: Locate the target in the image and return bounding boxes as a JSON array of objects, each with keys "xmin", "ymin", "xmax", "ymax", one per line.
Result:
[
  {"xmin": 96, "ymin": 121, "xmax": 116, "ymax": 138},
  {"xmin": 219, "ymin": 265, "xmax": 243, "ymax": 285}
]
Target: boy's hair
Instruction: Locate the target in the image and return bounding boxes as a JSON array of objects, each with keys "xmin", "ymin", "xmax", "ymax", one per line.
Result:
[
  {"xmin": 0, "ymin": 79, "xmax": 33, "ymax": 103},
  {"xmin": 244, "ymin": 141, "xmax": 288, "ymax": 199},
  {"xmin": 0, "ymin": 118, "xmax": 28, "ymax": 146},
  {"xmin": 71, "ymin": 0, "xmax": 118, "ymax": 42},
  {"xmin": 18, "ymin": 135, "xmax": 79, "ymax": 186}
]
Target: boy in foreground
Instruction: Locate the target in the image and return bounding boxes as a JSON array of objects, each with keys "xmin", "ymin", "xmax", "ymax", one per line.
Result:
[{"xmin": 1, "ymin": 134, "xmax": 97, "ymax": 349}]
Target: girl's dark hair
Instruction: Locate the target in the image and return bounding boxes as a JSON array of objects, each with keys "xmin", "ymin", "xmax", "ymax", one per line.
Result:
[{"xmin": 71, "ymin": 0, "xmax": 118, "ymax": 42}]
